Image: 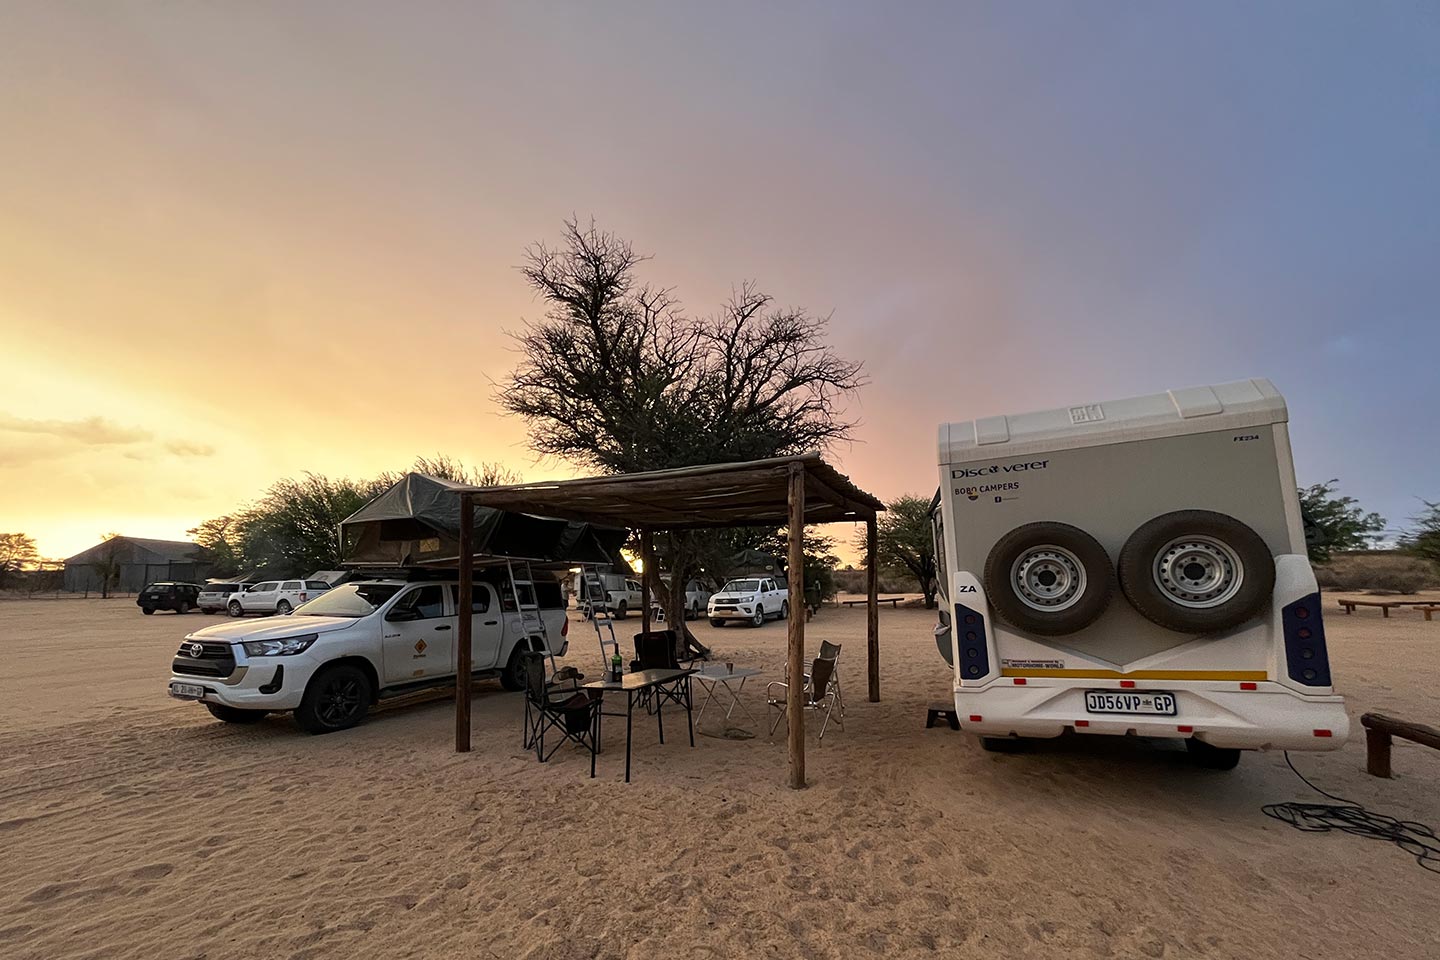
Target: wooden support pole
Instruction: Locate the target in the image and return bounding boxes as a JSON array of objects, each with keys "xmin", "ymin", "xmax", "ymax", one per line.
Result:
[
  {"xmin": 866, "ymin": 514, "xmax": 880, "ymax": 703},
  {"xmin": 1361, "ymin": 712, "xmax": 1440, "ymax": 778},
  {"xmin": 640, "ymin": 529, "xmax": 653, "ymax": 639},
  {"xmin": 455, "ymin": 492, "xmax": 474, "ymax": 753},
  {"xmin": 787, "ymin": 463, "xmax": 806, "ymax": 789}
]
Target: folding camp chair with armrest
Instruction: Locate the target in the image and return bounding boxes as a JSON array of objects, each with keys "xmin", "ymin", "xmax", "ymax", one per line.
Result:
[
  {"xmin": 521, "ymin": 651, "xmax": 601, "ymax": 776},
  {"xmin": 767, "ymin": 651, "xmax": 843, "ymax": 740}
]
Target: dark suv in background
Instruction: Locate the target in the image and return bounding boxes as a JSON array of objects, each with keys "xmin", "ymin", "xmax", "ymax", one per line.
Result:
[{"xmin": 138, "ymin": 582, "xmax": 202, "ymax": 615}]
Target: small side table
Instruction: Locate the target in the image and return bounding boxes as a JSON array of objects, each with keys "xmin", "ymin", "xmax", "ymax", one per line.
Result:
[{"xmin": 693, "ymin": 665, "xmax": 762, "ymax": 731}]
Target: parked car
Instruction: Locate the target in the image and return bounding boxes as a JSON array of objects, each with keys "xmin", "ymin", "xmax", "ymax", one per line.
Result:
[
  {"xmin": 574, "ymin": 573, "xmax": 644, "ymax": 619},
  {"xmin": 168, "ymin": 576, "xmax": 569, "ymax": 733},
  {"xmin": 657, "ymin": 577, "xmax": 713, "ymax": 620},
  {"xmin": 197, "ymin": 582, "xmax": 246, "ymax": 615},
  {"xmin": 227, "ymin": 579, "xmax": 332, "ymax": 617},
  {"xmin": 138, "ymin": 582, "xmax": 201, "ymax": 615},
  {"xmin": 707, "ymin": 576, "xmax": 789, "ymax": 627},
  {"xmin": 931, "ymin": 378, "xmax": 1348, "ymax": 769}
]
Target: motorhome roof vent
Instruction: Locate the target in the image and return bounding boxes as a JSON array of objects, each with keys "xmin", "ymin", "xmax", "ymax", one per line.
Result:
[{"xmin": 1167, "ymin": 385, "xmax": 1224, "ymax": 418}]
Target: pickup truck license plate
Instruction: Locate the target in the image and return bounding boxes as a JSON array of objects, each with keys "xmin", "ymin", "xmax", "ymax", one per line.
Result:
[
  {"xmin": 1084, "ymin": 690, "xmax": 1176, "ymax": 716},
  {"xmin": 169, "ymin": 682, "xmax": 206, "ymax": 700}
]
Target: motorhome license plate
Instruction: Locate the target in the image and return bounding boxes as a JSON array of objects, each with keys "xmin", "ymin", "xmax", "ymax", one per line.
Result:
[
  {"xmin": 1084, "ymin": 691, "xmax": 1176, "ymax": 716},
  {"xmin": 169, "ymin": 682, "xmax": 205, "ymax": 700}
]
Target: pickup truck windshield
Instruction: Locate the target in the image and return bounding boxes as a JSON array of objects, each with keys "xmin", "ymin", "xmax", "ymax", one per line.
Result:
[
  {"xmin": 721, "ymin": 579, "xmax": 761, "ymax": 593},
  {"xmin": 295, "ymin": 583, "xmax": 402, "ymax": 618}
]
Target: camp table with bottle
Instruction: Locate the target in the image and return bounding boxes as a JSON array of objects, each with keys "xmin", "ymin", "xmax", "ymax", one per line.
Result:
[{"xmin": 581, "ymin": 668, "xmax": 697, "ymax": 782}]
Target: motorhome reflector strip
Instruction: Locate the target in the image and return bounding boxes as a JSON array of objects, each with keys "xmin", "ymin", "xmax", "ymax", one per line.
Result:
[{"xmin": 998, "ymin": 668, "xmax": 1268, "ymax": 681}]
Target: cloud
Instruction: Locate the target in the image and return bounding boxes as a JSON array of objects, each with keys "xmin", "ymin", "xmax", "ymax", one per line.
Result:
[
  {"xmin": 164, "ymin": 441, "xmax": 216, "ymax": 458},
  {"xmin": 0, "ymin": 413, "xmax": 153, "ymax": 445}
]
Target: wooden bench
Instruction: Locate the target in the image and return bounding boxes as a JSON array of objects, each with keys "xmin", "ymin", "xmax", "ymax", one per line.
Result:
[
  {"xmin": 927, "ymin": 703, "xmax": 960, "ymax": 731},
  {"xmin": 1337, "ymin": 599, "xmax": 1404, "ymax": 617},
  {"xmin": 1361, "ymin": 712, "xmax": 1440, "ymax": 778},
  {"xmin": 842, "ymin": 597, "xmax": 903, "ymax": 608},
  {"xmin": 1416, "ymin": 605, "xmax": 1439, "ymax": 622}
]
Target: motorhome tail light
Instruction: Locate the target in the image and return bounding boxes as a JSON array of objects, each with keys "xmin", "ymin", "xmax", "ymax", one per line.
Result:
[
  {"xmin": 1314, "ymin": 729, "xmax": 1333, "ymax": 738},
  {"xmin": 1013, "ymin": 677, "xmax": 1027, "ymax": 685},
  {"xmin": 954, "ymin": 603, "xmax": 990, "ymax": 680},
  {"xmin": 1240, "ymin": 682, "xmax": 1257, "ymax": 691},
  {"xmin": 1177, "ymin": 725, "xmax": 1193, "ymax": 733},
  {"xmin": 1119, "ymin": 680, "xmax": 1135, "ymax": 688},
  {"xmin": 1075, "ymin": 720, "xmax": 1090, "ymax": 727},
  {"xmin": 1281, "ymin": 593, "xmax": 1332, "ymax": 687},
  {"xmin": 968, "ymin": 715, "xmax": 983, "ymax": 723}
]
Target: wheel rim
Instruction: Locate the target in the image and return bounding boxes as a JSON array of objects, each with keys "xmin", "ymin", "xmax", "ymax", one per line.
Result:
[
  {"xmin": 1153, "ymin": 535, "xmax": 1243, "ymax": 608},
  {"xmin": 754, "ymin": 606, "xmax": 764, "ymax": 625},
  {"xmin": 278, "ymin": 602, "xmax": 290, "ymax": 614},
  {"xmin": 1010, "ymin": 545, "xmax": 1087, "ymax": 612},
  {"xmin": 229, "ymin": 603, "xmax": 240, "ymax": 616},
  {"xmin": 317, "ymin": 675, "xmax": 363, "ymax": 727}
]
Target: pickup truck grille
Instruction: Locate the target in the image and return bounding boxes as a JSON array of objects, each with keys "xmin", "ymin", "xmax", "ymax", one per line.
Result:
[{"xmin": 172, "ymin": 641, "xmax": 236, "ymax": 678}]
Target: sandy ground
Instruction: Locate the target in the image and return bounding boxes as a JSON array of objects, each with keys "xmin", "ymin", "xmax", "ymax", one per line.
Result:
[{"xmin": 1, "ymin": 596, "xmax": 1437, "ymax": 960}]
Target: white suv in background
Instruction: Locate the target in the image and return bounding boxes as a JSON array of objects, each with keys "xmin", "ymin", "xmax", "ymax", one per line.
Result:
[
  {"xmin": 228, "ymin": 579, "xmax": 332, "ymax": 617},
  {"xmin": 707, "ymin": 577, "xmax": 789, "ymax": 627}
]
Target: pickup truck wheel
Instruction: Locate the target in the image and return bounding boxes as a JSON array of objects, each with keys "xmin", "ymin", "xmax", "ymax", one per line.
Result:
[
  {"xmin": 709, "ymin": 618, "xmax": 725, "ymax": 628},
  {"xmin": 615, "ymin": 601, "xmax": 628, "ymax": 620},
  {"xmin": 500, "ymin": 645, "xmax": 532, "ymax": 691},
  {"xmin": 687, "ymin": 602, "xmax": 699, "ymax": 621},
  {"xmin": 780, "ymin": 601, "xmax": 790, "ymax": 620},
  {"xmin": 228, "ymin": 600, "xmax": 243, "ymax": 617},
  {"xmin": 295, "ymin": 664, "xmax": 371, "ymax": 734},
  {"xmin": 177, "ymin": 601, "xmax": 191, "ymax": 614},
  {"xmin": 276, "ymin": 600, "xmax": 293, "ymax": 615},
  {"xmin": 141, "ymin": 606, "xmax": 155, "ymax": 615},
  {"xmin": 750, "ymin": 606, "xmax": 765, "ymax": 627},
  {"xmin": 205, "ymin": 703, "xmax": 268, "ymax": 724}
]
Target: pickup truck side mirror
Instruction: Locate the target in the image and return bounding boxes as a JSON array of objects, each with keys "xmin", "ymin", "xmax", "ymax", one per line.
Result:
[{"xmin": 386, "ymin": 608, "xmax": 421, "ymax": 623}]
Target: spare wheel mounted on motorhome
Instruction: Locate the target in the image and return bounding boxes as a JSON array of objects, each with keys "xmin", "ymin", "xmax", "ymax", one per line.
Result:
[{"xmin": 931, "ymin": 379, "xmax": 1347, "ymax": 768}]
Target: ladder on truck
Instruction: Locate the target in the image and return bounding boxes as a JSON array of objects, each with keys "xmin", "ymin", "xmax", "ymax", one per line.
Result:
[
  {"xmin": 580, "ymin": 565, "xmax": 621, "ymax": 670},
  {"xmin": 505, "ymin": 558, "xmax": 558, "ymax": 677}
]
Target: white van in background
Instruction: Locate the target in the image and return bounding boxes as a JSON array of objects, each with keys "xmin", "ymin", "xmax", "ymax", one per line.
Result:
[{"xmin": 932, "ymin": 379, "xmax": 1348, "ymax": 769}]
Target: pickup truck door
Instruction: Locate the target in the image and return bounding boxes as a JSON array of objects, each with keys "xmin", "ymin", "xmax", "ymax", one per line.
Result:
[
  {"xmin": 454, "ymin": 584, "xmax": 505, "ymax": 671},
  {"xmin": 381, "ymin": 584, "xmax": 455, "ymax": 684},
  {"xmin": 246, "ymin": 582, "xmax": 279, "ymax": 613}
]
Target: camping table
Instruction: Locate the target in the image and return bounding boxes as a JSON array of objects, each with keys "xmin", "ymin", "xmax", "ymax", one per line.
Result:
[
  {"xmin": 582, "ymin": 668, "xmax": 696, "ymax": 782},
  {"xmin": 692, "ymin": 665, "xmax": 762, "ymax": 731}
]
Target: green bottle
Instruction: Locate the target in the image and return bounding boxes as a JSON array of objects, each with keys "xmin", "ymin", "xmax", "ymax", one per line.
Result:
[{"xmin": 611, "ymin": 650, "xmax": 623, "ymax": 678}]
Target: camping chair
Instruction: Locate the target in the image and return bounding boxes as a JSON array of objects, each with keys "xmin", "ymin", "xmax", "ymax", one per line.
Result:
[
  {"xmin": 767, "ymin": 649, "xmax": 843, "ymax": 741},
  {"xmin": 520, "ymin": 651, "xmax": 600, "ymax": 776},
  {"xmin": 631, "ymin": 630, "xmax": 690, "ymax": 714},
  {"xmin": 785, "ymin": 640, "xmax": 845, "ymax": 720}
]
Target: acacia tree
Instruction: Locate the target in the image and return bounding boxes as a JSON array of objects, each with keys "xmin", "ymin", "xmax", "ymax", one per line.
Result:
[
  {"xmin": 0, "ymin": 533, "xmax": 39, "ymax": 588},
  {"xmin": 1298, "ymin": 480, "xmax": 1386, "ymax": 563},
  {"xmin": 498, "ymin": 219, "xmax": 866, "ymax": 628},
  {"xmin": 1401, "ymin": 500, "xmax": 1440, "ymax": 566},
  {"xmin": 859, "ymin": 494, "xmax": 938, "ymax": 608}
]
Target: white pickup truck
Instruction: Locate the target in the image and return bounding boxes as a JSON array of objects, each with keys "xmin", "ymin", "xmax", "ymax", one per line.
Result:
[
  {"xmin": 167, "ymin": 577, "xmax": 569, "ymax": 733},
  {"xmin": 707, "ymin": 576, "xmax": 789, "ymax": 627}
]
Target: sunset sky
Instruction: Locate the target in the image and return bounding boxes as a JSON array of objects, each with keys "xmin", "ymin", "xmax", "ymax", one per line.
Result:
[{"xmin": 2, "ymin": 2, "xmax": 1436, "ymax": 561}]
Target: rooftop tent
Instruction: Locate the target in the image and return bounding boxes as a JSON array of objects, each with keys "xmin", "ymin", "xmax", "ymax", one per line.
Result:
[{"xmin": 339, "ymin": 472, "xmax": 627, "ymax": 568}]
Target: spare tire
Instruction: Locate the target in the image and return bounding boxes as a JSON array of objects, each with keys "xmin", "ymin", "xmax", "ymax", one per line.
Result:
[
  {"xmin": 983, "ymin": 522, "xmax": 1114, "ymax": 636},
  {"xmin": 1118, "ymin": 510, "xmax": 1274, "ymax": 633}
]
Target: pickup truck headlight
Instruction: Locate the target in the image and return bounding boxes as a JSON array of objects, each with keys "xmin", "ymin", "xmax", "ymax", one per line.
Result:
[{"xmin": 242, "ymin": 634, "xmax": 318, "ymax": 657}]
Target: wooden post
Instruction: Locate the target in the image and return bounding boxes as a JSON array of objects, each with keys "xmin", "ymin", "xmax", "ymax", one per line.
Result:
[
  {"xmin": 866, "ymin": 514, "xmax": 880, "ymax": 703},
  {"xmin": 640, "ymin": 529, "xmax": 653, "ymax": 638},
  {"xmin": 455, "ymin": 492, "xmax": 474, "ymax": 753},
  {"xmin": 1365, "ymin": 727, "xmax": 1392, "ymax": 778},
  {"xmin": 787, "ymin": 462, "xmax": 806, "ymax": 789}
]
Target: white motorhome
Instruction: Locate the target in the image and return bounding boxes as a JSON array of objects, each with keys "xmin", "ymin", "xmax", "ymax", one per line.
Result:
[{"xmin": 932, "ymin": 379, "xmax": 1347, "ymax": 768}]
